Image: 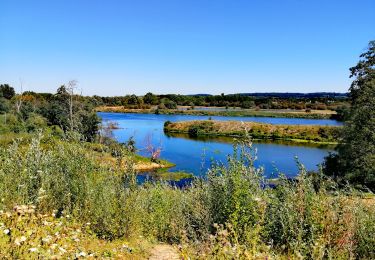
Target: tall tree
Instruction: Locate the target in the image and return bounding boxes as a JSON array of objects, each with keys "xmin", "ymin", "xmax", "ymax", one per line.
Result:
[
  {"xmin": 143, "ymin": 92, "xmax": 158, "ymax": 105},
  {"xmin": 0, "ymin": 84, "xmax": 15, "ymax": 100},
  {"xmin": 324, "ymin": 41, "xmax": 375, "ymax": 191}
]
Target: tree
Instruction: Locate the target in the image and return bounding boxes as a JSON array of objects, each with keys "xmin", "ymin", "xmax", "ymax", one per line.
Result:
[
  {"xmin": 0, "ymin": 84, "xmax": 15, "ymax": 99},
  {"xmin": 160, "ymin": 98, "xmax": 177, "ymax": 109},
  {"xmin": 66, "ymin": 80, "xmax": 77, "ymax": 131},
  {"xmin": 0, "ymin": 98, "xmax": 9, "ymax": 115},
  {"xmin": 143, "ymin": 92, "xmax": 158, "ymax": 105},
  {"xmin": 324, "ymin": 41, "xmax": 375, "ymax": 191},
  {"xmin": 127, "ymin": 94, "xmax": 141, "ymax": 106}
]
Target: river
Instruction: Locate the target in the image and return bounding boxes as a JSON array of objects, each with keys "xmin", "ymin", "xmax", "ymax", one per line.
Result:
[{"xmin": 98, "ymin": 112, "xmax": 340, "ymax": 179}]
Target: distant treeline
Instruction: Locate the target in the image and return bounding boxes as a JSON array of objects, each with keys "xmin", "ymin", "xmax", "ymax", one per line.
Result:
[
  {"xmin": 97, "ymin": 92, "xmax": 350, "ymax": 111},
  {"xmin": 236, "ymin": 92, "xmax": 348, "ymax": 98},
  {"xmin": 1, "ymin": 84, "xmax": 351, "ymax": 120},
  {"xmin": 192, "ymin": 92, "xmax": 348, "ymax": 98}
]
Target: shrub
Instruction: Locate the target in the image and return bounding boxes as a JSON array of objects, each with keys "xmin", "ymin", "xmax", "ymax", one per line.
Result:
[
  {"xmin": 0, "ymin": 132, "xmax": 135, "ymax": 239},
  {"xmin": 0, "ymin": 131, "xmax": 374, "ymax": 258},
  {"xmin": 164, "ymin": 120, "xmax": 172, "ymax": 127}
]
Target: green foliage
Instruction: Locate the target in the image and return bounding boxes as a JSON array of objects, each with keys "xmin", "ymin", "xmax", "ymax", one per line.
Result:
[
  {"xmin": 164, "ymin": 120, "xmax": 172, "ymax": 127},
  {"xmin": 160, "ymin": 98, "xmax": 177, "ymax": 109},
  {"xmin": 0, "ymin": 133, "xmax": 135, "ymax": 240},
  {"xmin": 0, "ymin": 131, "xmax": 373, "ymax": 258},
  {"xmin": 0, "ymin": 85, "xmax": 101, "ymax": 141},
  {"xmin": 0, "ymin": 98, "xmax": 10, "ymax": 113},
  {"xmin": 25, "ymin": 113, "xmax": 48, "ymax": 132},
  {"xmin": 143, "ymin": 92, "xmax": 158, "ymax": 105},
  {"xmin": 167, "ymin": 120, "xmax": 339, "ymax": 143},
  {"xmin": 187, "ymin": 121, "xmax": 214, "ymax": 137},
  {"xmin": 324, "ymin": 40, "xmax": 375, "ymax": 191},
  {"xmin": 0, "ymin": 84, "xmax": 15, "ymax": 100}
]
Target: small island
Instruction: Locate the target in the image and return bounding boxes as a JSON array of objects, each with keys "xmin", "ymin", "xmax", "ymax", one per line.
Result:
[{"xmin": 164, "ymin": 120, "xmax": 340, "ymax": 144}]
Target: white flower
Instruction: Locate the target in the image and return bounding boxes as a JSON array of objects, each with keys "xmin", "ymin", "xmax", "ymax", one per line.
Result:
[
  {"xmin": 15, "ymin": 236, "xmax": 27, "ymax": 245},
  {"xmin": 78, "ymin": 251, "xmax": 87, "ymax": 257},
  {"xmin": 42, "ymin": 235, "xmax": 52, "ymax": 243},
  {"xmin": 3, "ymin": 229, "xmax": 10, "ymax": 235},
  {"xmin": 29, "ymin": 248, "xmax": 38, "ymax": 252}
]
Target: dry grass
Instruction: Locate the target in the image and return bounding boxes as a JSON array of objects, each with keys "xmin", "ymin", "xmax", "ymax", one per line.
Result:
[{"xmin": 165, "ymin": 120, "xmax": 340, "ymax": 143}]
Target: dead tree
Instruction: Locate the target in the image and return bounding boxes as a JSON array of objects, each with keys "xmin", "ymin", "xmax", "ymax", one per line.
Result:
[{"xmin": 66, "ymin": 80, "xmax": 77, "ymax": 131}]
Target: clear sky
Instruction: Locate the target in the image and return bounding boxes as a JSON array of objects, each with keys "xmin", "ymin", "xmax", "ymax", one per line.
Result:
[{"xmin": 1, "ymin": 0, "xmax": 374, "ymax": 96}]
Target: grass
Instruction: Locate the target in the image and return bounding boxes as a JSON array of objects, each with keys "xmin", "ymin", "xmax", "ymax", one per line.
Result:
[
  {"xmin": 0, "ymin": 206, "xmax": 150, "ymax": 259},
  {"xmin": 0, "ymin": 131, "xmax": 373, "ymax": 259},
  {"xmin": 146, "ymin": 168, "xmax": 193, "ymax": 181},
  {"xmin": 164, "ymin": 120, "xmax": 341, "ymax": 144},
  {"xmin": 96, "ymin": 106, "xmax": 337, "ymax": 119}
]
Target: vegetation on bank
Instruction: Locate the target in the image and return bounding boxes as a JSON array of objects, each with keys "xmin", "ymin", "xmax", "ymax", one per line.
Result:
[
  {"xmin": 140, "ymin": 168, "xmax": 193, "ymax": 181},
  {"xmin": 0, "ymin": 205, "xmax": 150, "ymax": 259},
  {"xmin": 164, "ymin": 120, "xmax": 340, "ymax": 143},
  {"xmin": 96, "ymin": 105, "xmax": 339, "ymax": 119},
  {"xmin": 0, "ymin": 133, "xmax": 374, "ymax": 259},
  {"xmin": 323, "ymin": 40, "xmax": 375, "ymax": 191}
]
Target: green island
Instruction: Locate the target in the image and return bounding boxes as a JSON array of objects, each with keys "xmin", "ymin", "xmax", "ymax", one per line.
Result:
[{"xmin": 164, "ymin": 120, "xmax": 341, "ymax": 144}]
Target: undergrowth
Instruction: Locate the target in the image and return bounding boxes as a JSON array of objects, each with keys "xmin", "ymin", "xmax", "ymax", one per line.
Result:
[{"xmin": 0, "ymin": 132, "xmax": 373, "ymax": 259}]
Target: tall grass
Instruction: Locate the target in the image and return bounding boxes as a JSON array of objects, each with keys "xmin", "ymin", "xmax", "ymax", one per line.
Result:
[
  {"xmin": 164, "ymin": 120, "xmax": 340, "ymax": 143},
  {"xmin": 0, "ymin": 132, "xmax": 373, "ymax": 258}
]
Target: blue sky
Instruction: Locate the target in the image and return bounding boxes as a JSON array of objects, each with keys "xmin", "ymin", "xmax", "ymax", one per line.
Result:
[{"xmin": 0, "ymin": 0, "xmax": 374, "ymax": 96}]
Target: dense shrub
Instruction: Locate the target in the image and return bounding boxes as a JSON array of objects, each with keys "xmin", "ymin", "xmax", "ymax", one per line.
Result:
[{"xmin": 0, "ymin": 132, "xmax": 373, "ymax": 258}]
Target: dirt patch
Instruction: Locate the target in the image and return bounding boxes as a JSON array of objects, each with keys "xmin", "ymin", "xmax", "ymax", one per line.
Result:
[
  {"xmin": 134, "ymin": 162, "xmax": 167, "ymax": 171},
  {"xmin": 149, "ymin": 244, "xmax": 180, "ymax": 260}
]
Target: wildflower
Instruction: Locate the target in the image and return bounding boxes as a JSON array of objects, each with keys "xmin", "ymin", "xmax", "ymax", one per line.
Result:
[
  {"xmin": 15, "ymin": 236, "xmax": 27, "ymax": 245},
  {"xmin": 77, "ymin": 251, "xmax": 87, "ymax": 257},
  {"xmin": 29, "ymin": 248, "xmax": 38, "ymax": 252},
  {"xmin": 42, "ymin": 235, "xmax": 52, "ymax": 243},
  {"xmin": 3, "ymin": 229, "xmax": 10, "ymax": 235}
]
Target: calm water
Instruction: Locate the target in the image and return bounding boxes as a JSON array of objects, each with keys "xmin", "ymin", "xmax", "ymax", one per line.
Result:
[{"xmin": 98, "ymin": 112, "xmax": 339, "ymax": 178}]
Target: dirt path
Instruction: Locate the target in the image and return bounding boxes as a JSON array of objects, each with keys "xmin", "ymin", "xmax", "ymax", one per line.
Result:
[{"xmin": 148, "ymin": 244, "xmax": 180, "ymax": 260}]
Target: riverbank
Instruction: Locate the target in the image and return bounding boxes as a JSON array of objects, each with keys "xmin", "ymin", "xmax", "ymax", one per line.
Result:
[
  {"xmin": 164, "ymin": 120, "xmax": 340, "ymax": 144},
  {"xmin": 96, "ymin": 106, "xmax": 337, "ymax": 119}
]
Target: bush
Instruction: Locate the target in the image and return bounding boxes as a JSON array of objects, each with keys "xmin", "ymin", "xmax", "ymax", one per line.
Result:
[
  {"xmin": 0, "ymin": 132, "xmax": 135, "ymax": 239},
  {"xmin": 0, "ymin": 132, "xmax": 374, "ymax": 258},
  {"xmin": 164, "ymin": 120, "xmax": 172, "ymax": 127},
  {"xmin": 25, "ymin": 113, "xmax": 48, "ymax": 132}
]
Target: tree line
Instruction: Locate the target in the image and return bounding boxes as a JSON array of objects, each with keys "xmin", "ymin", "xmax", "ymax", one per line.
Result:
[
  {"xmin": 96, "ymin": 92, "xmax": 349, "ymax": 111},
  {"xmin": 0, "ymin": 82, "xmax": 100, "ymax": 141}
]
